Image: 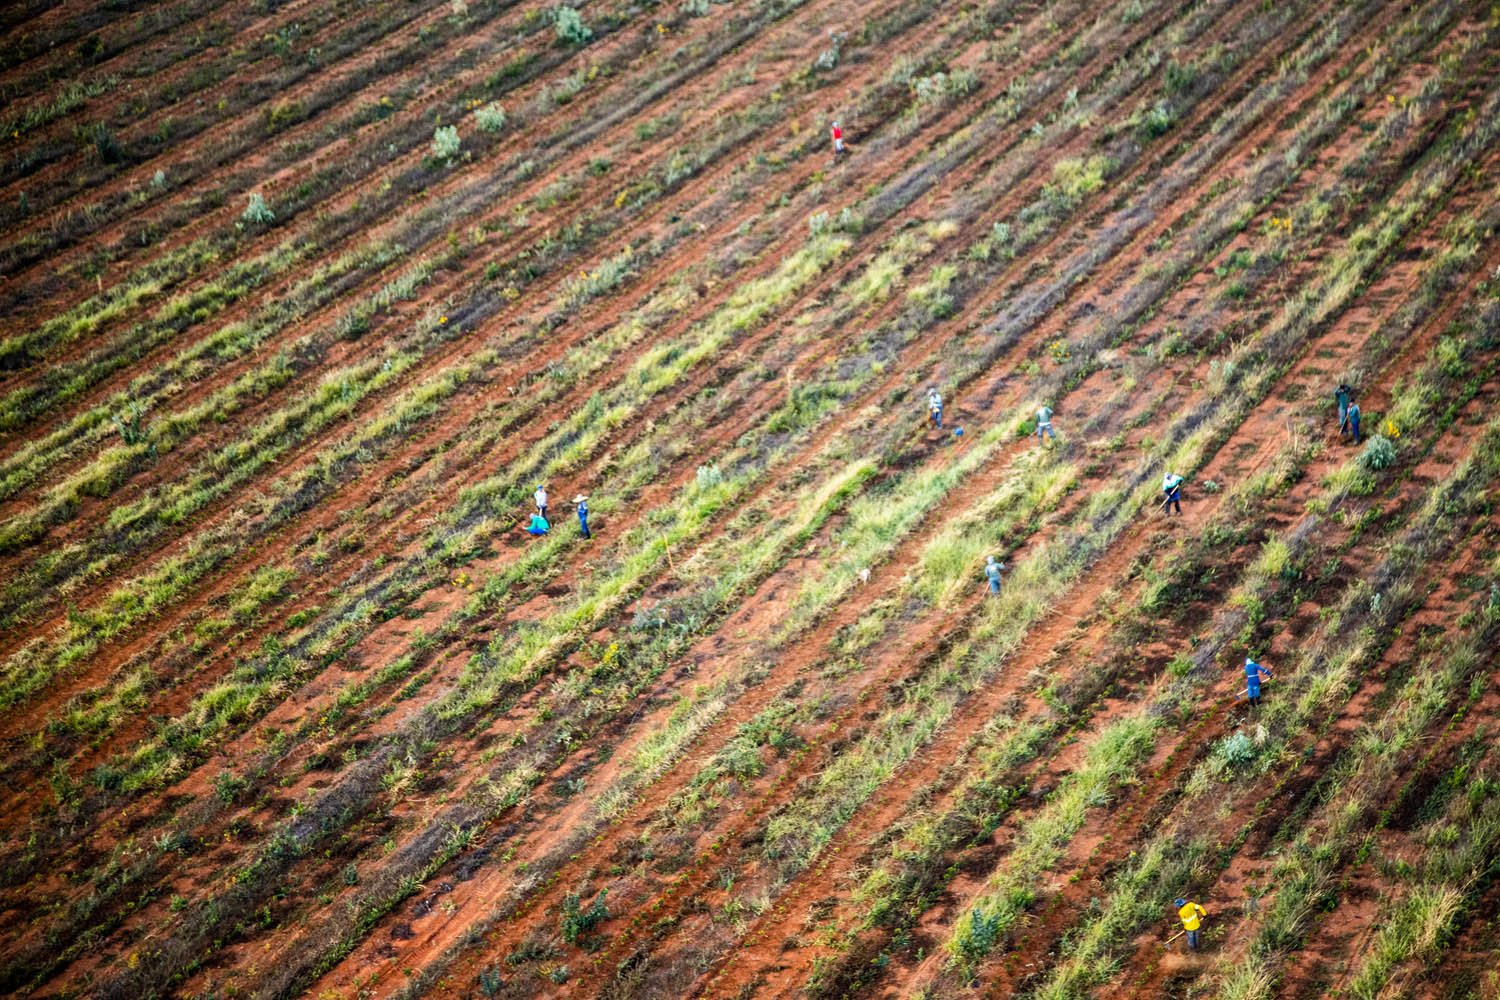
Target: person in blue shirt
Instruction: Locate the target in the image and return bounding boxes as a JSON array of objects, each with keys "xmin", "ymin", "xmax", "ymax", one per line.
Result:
[
  {"xmin": 1334, "ymin": 383, "xmax": 1352, "ymax": 434},
  {"xmin": 984, "ymin": 555, "xmax": 1005, "ymax": 595},
  {"xmin": 1036, "ymin": 404, "xmax": 1056, "ymax": 442},
  {"xmin": 526, "ymin": 513, "xmax": 550, "ymax": 536},
  {"xmin": 574, "ymin": 494, "xmax": 591, "ymax": 539},
  {"xmin": 1244, "ymin": 657, "xmax": 1272, "ymax": 707}
]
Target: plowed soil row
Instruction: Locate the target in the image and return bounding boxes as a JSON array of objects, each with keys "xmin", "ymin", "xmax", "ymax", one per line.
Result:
[
  {"xmin": 3, "ymin": 0, "xmax": 1497, "ymax": 997},
  {"xmin": 301, "ymin": 5, "xmax": 1488, "ymax": 995}
]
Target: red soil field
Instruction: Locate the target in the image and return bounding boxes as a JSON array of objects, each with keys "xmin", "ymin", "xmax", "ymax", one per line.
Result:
[{"xmin": 2, "ymin": 0, "xmax": 1499, "ymax": 997}]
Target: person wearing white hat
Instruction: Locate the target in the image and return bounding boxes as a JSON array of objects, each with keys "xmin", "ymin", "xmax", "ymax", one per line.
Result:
[{"xmin": 574, "ymin": 494, "xmax": 591, "ymax": 538}]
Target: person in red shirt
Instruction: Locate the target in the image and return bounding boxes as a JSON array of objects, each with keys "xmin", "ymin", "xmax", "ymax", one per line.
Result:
[{"xmin": 831, "ymin": 120, "xmax": 846, "ymax": 159}]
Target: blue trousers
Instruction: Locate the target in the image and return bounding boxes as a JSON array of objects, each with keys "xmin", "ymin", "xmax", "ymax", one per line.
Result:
[
  {"xmin": 578, "ymin": 515, "xmax": 590, "ymax": 538},
  {"xmin": 1187, "ymin": 929, "xmax": 1200, "ymax": 949}
]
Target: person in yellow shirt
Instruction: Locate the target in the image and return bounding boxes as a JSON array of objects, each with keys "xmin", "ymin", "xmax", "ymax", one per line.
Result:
[{"xmin": 1175, "ymin": 897, "xmax": 1207, "ymax": 950}]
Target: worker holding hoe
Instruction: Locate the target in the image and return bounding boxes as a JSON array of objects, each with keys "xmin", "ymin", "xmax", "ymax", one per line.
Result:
[
  {"xmin": 1244, "ymin": 656, "xmax": 1272, "ymax": 708},
  {"xmin": 1344, "ymin": 399, "xmax": 1362, "ymax": 445},
  {"xmin": 1174, "ymin": 898, "xmax": 1208, "ymax": 950},
  {"xmin": 1161, "ymin": 472, "xmax": 1184, "ymax": 516},
  {"xmin": 1334, "ymin": 382, "xmax": 1353, "ymax": 435},
  {"xmin": 928, "ymin": 387, "xmax": 944, "ymax": 430},
  {"xmin": 574, "ymin": 493, "xmax": 591, "ymax": 539},
  {"xmin": 984, "ymin": 555, "xmax": 1006, "ymax": 595},
  {"xmin": 534, "ymin": 483, "xmax": 549, "ymax": 522}
]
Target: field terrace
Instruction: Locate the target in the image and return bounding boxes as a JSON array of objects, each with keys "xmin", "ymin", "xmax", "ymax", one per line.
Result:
[{"xmin": 1, "ymin": 0, "xmax": 1498, "ymax": 998}]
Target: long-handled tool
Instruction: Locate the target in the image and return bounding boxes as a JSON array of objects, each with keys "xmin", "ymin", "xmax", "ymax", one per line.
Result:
[{"xmin": 1164, "ymin": 928, "xmax": 1186, "ymax": 947}]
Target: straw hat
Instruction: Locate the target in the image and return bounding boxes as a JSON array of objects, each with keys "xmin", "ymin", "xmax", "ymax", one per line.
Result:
[{"xmin": 572, "ymin": 494, "xmax": 589, "ymax": 504}]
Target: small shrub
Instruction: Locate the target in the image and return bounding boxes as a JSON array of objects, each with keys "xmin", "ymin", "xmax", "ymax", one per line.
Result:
[
  {"xmin": 150, "ymin": 168, "xmax": 166, "ymax": 189},
  {"xmin": 83, "ymin": 121, "xmax": 124, "ymax": 163},
  {"xmin": 552, "ymin": 6, "xmax": 592, "ymax": 45},
  {"xmin": 213, "ymin": 771, "xmax": 247, "ymax": 804},
  {"xmin": 814, "ymin": 31, "xmax": 845, "ymax": 72},
  {"xmin": 264, "ymin": 100, "xmax": 302, "ymax": 133},
  {"xmin": 953, "ymin": 905, "xmax": 1004, "ymax": 965},
  {"xmin": 478, "ymin": 965, "xmax": 503, "ymax": 997},
  {"xmin": 112, "ymin": 401, "xmax": 149, "ymax": 444},
  {"xmin": 912, "ymin": 70, "xmax": 979, "ymax": 106},
  {"xmin": 560, "ymin": 889, "xmax": 608, "ymax": 943},
  {"xmin": 1049, "ymin": 155, "xmax": 1112, "ymax": 205},
  {"xmin": 473, "ymin": 102, "xmax": 506, "ymax": 133},
  {"xmin": 431, "ymin": 124, "xmax": 461, "ymax": 162},
  {"xmin": 695, "ymin": 464, "xmax": 724, "ymax": 489},
  {"xmin": 1138, "ymin": 100, "xmax": 1176, "ymax": 138},
  {"xmin": 1214, "ymin": 731, "xmax": 1256, "ymax": 770},
  {"xmin": 242, "ymin": 192, "xmax": 275, "ymax": 226},
  {"xmin": 1359, "ymin": 435, "xmax": 1397, "ymax": 471}
]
